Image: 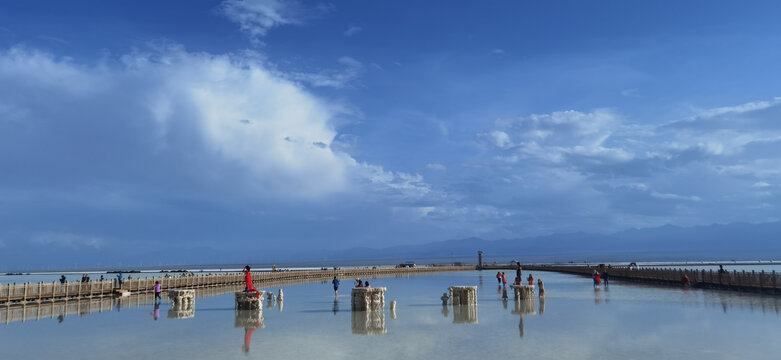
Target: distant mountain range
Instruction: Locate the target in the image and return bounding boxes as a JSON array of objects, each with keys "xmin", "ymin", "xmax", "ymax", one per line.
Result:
[
  {"xmin": 331, "ymin": 221, "xmax": 781, "ymax": 264},
  {"xmin": 2, "ymin": 221, "xmax": 780, "ymax": 271}
]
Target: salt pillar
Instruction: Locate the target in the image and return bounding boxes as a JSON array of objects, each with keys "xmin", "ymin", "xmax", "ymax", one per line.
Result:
[
  {"xmin": 448, "ymin": 286, "xmax": 478, "ymax": 305},
  {"xmin": 510, "ymin": 285, "xmax": 534, "ymax": 300},
  {"xmin": 235, "ymin": 291, "xmax": 265, "ymax": 310},
  {"xmin": 351, "ymin": 287, "xmax": 386, "ymax": 311}
]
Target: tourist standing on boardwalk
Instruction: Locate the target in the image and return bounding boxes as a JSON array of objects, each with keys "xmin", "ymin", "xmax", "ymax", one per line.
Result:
[
  {"xmin": 332, "ymin": 276, "xmax": 340, "ymax": 296},
  {"xmin": 116, "ymin": 272, "xmax": 124, "ymax": 289},
  {"xmin": 153, "ymin": 281, "xmax": 162, "ymax": 302}
]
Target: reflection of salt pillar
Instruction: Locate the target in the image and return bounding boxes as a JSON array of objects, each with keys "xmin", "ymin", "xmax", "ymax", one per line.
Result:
[
  {"xmin": 390, "ymin": 301, "xmax": 397, "ymax": 319},
  {"xmin": 235, "ymin": 310, "xmax": 264, "ymax": 353},
  {"xmin": 167, "ymin": 302, "xmax": 195, "ymax": 319},
  {"xmin": 512, "ymin": 298, "xmax": 536, "ymax": 315},
  {"xmin": 452, "ymin": 304, "xmax": 478, "ymax": 324},
  {"xmin": 351, "ymin": 310, "xmax": 386, "ymax": 335},
  {"xmin": 539, "ymin": 297, "xmax": 545, "ymax": 315}
]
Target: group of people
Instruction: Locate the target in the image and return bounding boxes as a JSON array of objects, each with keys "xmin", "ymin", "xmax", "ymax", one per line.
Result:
[
  {"xmin": 329, "ymin": 276, "xmax": 372, "ymax": 297},
  {"xmin": 592, "ymin": 269, "xmax": 609, "ymax": 288},
  {"xmin": 496, "ymin": 264, "xmax": 537, "ymax": 288}
]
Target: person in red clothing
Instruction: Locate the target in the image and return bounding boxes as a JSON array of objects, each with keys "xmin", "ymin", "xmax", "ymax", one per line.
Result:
[
  {"xmin": 496, "ymin": 272, "xmax": 502, "ymax": 284},
  {"xmin": 243, "ymin": 265, "xmax": 259, "ymax": 298},
  {"xmin": 501, "ymin": 272, "xmax": 507, "ymax": 287},
  {"xmin": 527, "ymin": 274, "xmax": 534, "ymax": 286}
]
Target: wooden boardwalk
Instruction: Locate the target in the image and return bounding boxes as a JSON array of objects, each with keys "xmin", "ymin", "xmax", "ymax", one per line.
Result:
[
  {"xmin": 483, "ymin": 264, "xmax": 781, "ymax": 294},
  {"xmin": 0, "ymin": 265, "xmax": 472, "ymax": 305}
]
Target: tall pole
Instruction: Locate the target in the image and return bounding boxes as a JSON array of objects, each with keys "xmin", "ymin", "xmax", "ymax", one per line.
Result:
[{"xmin": 478, "ymin": 251, "xmax": 483, "ymax": 270}]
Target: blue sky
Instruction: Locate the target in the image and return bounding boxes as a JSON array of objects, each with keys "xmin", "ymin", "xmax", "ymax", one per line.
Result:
[{"xmin": 2, "ymin": 1, "xmax": 781, "ymax": 268}]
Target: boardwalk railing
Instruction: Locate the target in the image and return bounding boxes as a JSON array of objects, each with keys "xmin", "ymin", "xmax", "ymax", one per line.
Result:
[
  {"xmin": 0, "ymin": 265, "xmax": 473, "ymax": 305},
  {"xmin": 504, "ymin": 265, "xmax": 780, "ymax": 293}
]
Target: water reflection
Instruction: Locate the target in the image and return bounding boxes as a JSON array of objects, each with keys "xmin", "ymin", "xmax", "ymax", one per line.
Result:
[
  {"xmin": 452, "ymin": 305, "xmax": 478, "ymax": 324},
  {"xmin": 235, "ymin": 309, "xmax": 264, "ymax": 353},
  {"xmin": 441, "ymin": 304, "xmax": 449, "ymax": 318},
  {"xmin": 150, "ymin": 302, "xmax": 160, "ymax": 321},
  {"xmin": 332, "ymin": 299, "xmax": 339, "ymax": 315},
  {"xmin": 168, "ymin": 302, "xmax": 194, "ymax": 319},
  {"xmin": 351, "ymin": 310, "xmax": 386, "ymax": 335}
]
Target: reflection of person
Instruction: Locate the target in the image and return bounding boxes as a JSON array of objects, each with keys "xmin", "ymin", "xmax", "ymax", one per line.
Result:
[
  {"xmin": 332, "ymin": 299, "xmax": 339, "ymax": 315},
  {"xmin": 150, "ymin": 302, "xmax": 160, "ymax": 320},
  {"xmin": 332, "ymin": 276, "xmax": 340, "ymax": 296},
  {"xmin": 243, "ymin": 327, "xmax": 258, "ymax": 353}
]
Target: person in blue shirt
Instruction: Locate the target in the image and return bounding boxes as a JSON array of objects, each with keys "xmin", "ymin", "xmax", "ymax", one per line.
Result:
[{"xmin": 332, "ymin": 276, "xmax": 340, "ymax": 297}]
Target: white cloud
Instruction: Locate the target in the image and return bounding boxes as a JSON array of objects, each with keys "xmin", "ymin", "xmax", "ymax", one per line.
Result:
[
  {"xmin": 343, "ymin": 26, "xmax": 362, "ymax": 37},
  {"xmin": 753, "ymin": 181, "xmax": 770, "ymax": 188},
  {"xmin": 284, "ymin": 56, "xmax": 364, "ymax": 88},
  {"xmin": 0, "ymin": 45, "xmax": 424, "ymax": 200},
  {"xmin": 30, "ymin": 233, "xmax": 104, "ymax": 249},
  {"xmin": 219, "ymin": 0, "xmax": 300, "ymax": 43},
  {"xmin": 426, "ymin": 163, "xmax": 446, "ymax": 171},
  {"xmin": 650, "ymin": 191, "xmax": 701, "ymax": 202},
  {"xmin": 491, "ymin": 48, "xmax": 504, "ymax": 55}
]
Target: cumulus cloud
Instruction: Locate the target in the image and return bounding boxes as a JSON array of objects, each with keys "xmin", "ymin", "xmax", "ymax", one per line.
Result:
[
  {"xmin": 467, "ymin": 98, "xmax": 781, "ymax": 232},
  {"xmin": 0, "ymin": 45, "xmax": 423, "ymax": 202}
]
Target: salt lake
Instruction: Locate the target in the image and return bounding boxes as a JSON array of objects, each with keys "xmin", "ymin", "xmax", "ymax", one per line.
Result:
[{"xmin": 1, "ymin": 270, "xmax": 779, "ymax": 360}]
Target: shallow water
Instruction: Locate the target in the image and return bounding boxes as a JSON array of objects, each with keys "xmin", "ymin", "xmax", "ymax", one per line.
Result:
[{"xmin": 1, "ymin": 271, "xmax": 779, "ymax": 360}]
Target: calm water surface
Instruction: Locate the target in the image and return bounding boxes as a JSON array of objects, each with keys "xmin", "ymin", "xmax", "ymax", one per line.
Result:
[{"xmin": 1, "ymin": 271, "xmax": 779, "ymax": 360}]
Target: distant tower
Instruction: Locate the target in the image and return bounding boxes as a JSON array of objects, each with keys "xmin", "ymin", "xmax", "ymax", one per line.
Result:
[{"xmin": 478, "ymin": 251, "xmax": 483, "ymax": 270}]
